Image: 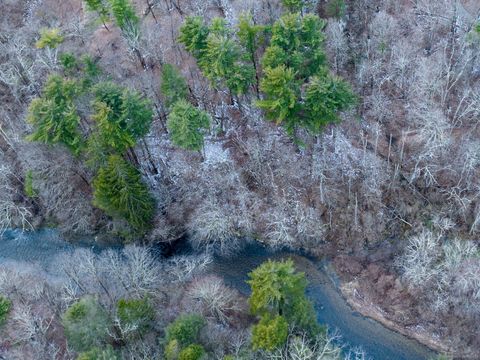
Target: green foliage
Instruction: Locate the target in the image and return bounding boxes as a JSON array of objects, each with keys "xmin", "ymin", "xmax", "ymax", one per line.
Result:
[
  {"xmin": 116, "ymin": 298, "xmax": 154, "ymax": 336},
  {"xmin": 248, "ymin": 259, "xmax": 320, "ymax": 336},
  {"xmin": 262, "ymin": 13, "xmax": 326, "ymax": 79},
  {"xmin": 259, "ymin": 12, "xmax": 354, "ymax": 136},
  {"xmin": 91, "ymin": 82, "xmax": 153, "ymax": 155},
  {"xmin": 257, "ymin": 65, "xmax": 299, "ymax": 133},
  {"xmin": 251, "ymin": 315, "xmax": 288, "ymax": 351},
  {"xmin": 77, "ymin": 346, "xmax": 119, "ymax": 360},
  {"xmin": 93, "ymin": 155, "xmax": 155, "ymax": 233},
  {"xmin": 165, "ymin": 313, "xmax": 206, "ymax": 347},
  {"xmin": 84, "ymin": 0, "xmax": 111, "ymax": 25},
  {"xmin": 161, "ymin": 64, "xmax": 189, "ymax": 109},
  {"xmin": 59, "ymin": 53, "xmax": 79, "ymax": 73},
  {"xmin": 165, "ymin": 339, "xmax": 180, "ymax": 360},
  {"xmin": 281, "ymin": 0, "xmax": 303, "ymax": 12},
  {"xmin": 107, "ymin": 0, "xmax": 139, "ymax": 36},
  {"xmin": 325, "ymin": 0, "xmax": 346, "ymax": 18},
  {"xmin": 27, "ymin": 75, "xmax": 83, "ymax": 154},
  {"xmin": 303, "ymin": 73, "xmax": 356, "ymax": 133},
  {"xmin": 167, "ymin": 99, "xmax": 210, "ymax": 151},
  {"xmin": 237, "ymin": 13, "xmax": 265, "ymax": 62},
  {"xmin": 178, "ymin": 344, "xmax": 205, "ymax": 360},
  {"xmin": 179, "ymin": 16, "xmax": 255, "ymax": 95},
  {"xmin": 36, "ymin": 28, "xmax": 64, "ymax": 49},
  {"xmin": 62, "ymin": 297, "xmax": 109, "ymax": 352},
  {"xmin": 0, "ymin": 296, "xmax": 11, "ymax": 326},
  {"xmin": 24, "ymin": 170, "xmax": 38, "ymax": 198},
  {"xmin": 178, "ymin": 16, "xmax": 209, "ymax": 60}
]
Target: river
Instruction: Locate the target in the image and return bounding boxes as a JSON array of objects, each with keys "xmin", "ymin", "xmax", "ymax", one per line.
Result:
[{"xmin": 0, "ymin": 229, "xmax": 436, "ymax": 360}]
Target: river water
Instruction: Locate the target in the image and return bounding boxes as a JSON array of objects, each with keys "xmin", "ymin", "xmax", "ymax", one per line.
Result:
[{"xmin": 0, "ymin": 229, "xmax": 436, "ymax": 360}]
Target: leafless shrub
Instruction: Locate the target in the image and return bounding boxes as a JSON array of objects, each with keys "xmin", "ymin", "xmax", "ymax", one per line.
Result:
[
  {"xmin": 325, "ymin": 19, "xmax": 348, "ymax": 73},
  {"xmin": 165, "ymin": 252, "xmax": 212, "ymax": 283}
]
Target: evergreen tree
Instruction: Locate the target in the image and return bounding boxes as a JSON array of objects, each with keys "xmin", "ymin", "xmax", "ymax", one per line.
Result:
[
  {"xmin": 281, "ymin": 0, "xmax": 304, "ymax": 12},
  {"xmin": 93, "ymin": 155, "xmax": 155, "ymax": 233},
  {"xmin": 62, "ymin": 297, "xmax": 110, "ymax": 352},
  {"xmin": 178, "ymin": 16, "xmax": 209, "ymax": 60},
  {"xmin": 251, "ymin": 314, "xmax": 289, "ymax": 351},
  {"xmin": 107, "ymin": 0, "xmax": 138, "ymax": 33},
  {"xmin": 179, "ymin": 17, "xmax": 255, "ymax": 95},
  {"xmin": 91, "ymin": 82, "xmax": 153, "ymax": 155},
  {"xmin": 165, "ymin": 314, "xmax": 206, "ymax": 348},
  {"xmin": 0, "ymin": 296, "xmax": 11, "ymax": 326},
  {"xmin": 167, "ymin": 99, "xmax": 210, "ymax": 151},
  {"xmin": 258, "ymin": 12, "xmax": 354, "ymax": 136},
  {"xmin": 27, "ymin": 75, "xmax": 83, "ymax": 155},
  {"xmin": 116, "ymin": 298, "xmax": 154, "ymax": 337},
  {"xmin": 160, "ymin": 64, "xmax": 189, "ymax": 109},
  {"xmin": 84, "ymin": 0, "xmax": 111, "ymax": 29},
  {"xmin": 248, "ymin": 259, "xmax": 320, "ymax": 336}
]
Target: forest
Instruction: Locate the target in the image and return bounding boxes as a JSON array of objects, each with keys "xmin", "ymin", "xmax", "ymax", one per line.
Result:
[{"xmin": 0, "ymin": 0, "xmax": 479, "ymax": 359}]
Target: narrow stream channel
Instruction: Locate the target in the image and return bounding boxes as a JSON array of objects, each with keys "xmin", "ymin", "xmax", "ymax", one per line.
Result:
[{"xmin": 0, "ymin": 230, "xmax": 436, "ymax": 360}]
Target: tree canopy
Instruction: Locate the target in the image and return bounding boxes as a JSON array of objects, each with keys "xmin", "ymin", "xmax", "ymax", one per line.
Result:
[
  {"xmin": 161, "ymin": 64, "xmax": 189, "ymax": 109},
  {"xmin": 93, "ymin": 154, "xmax": 155, "ymax": 233},
  {"xmin": 167, "ymin": 99, "xmax": 210, "ymax": 151}
]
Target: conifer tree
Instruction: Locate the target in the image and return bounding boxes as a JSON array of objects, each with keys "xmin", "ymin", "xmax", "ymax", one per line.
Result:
[
  {"xmin": 27, "ymin": 75, "xmax": 83, "ymax": 154},
  {"xmin": 84, "ymin": 0, "xmax": 111, "ymax": 30},
  {"xmin": 248, "ymin": 259, "xmax": 320, "ymax": 336},
  {"xmin": 166, "ymin": 99, "xmax": 210, "ymax": 151},
  {"xmin": 258, "ymin": 12, "xmax": 355, "ymax": 136},
  {"xmin": 93, "ymin": 154, "xmax": 155, "ymax": 232},
  {"xmin": 35, "ymin": 28, "xmax": 64, "ymax": 49},
  {"xmin": 160, "ymin": 64, "xmax": 189, "ymax": 109},
  {"xmin": 281, "ymin": 0, "xmax": 304, "ymax": 13}
]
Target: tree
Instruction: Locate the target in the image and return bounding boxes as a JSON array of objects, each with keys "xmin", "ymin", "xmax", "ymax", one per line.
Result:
[
  {"xmin": 258, "ymin": 12, "xmax": 354, "ymax": 136},
  {"xmin": 248, "ymin": 260, "xmax": 320, "ymax": 336},
  {"xmin": 62, "ymin": 297, "xmax": 110, "ymax": 352},
  {"xmin": 178, "ymin": 16, "xmax": 209, "ymax": 60},
  {"xmin": 116, "ymin": 297, "xmax": 154, "ymax": 338},
  {"xmin": 161, "ymin": 64, "xmax": 189, "ymax": 109},
  {"xmin": 90, "ymin": 82, "xmax": 153, "ymax": 155},
  {"xmin": 35, "ymin": 28, "xmax": 64, "ymax": 49},
  {"xmin": 92, "ymin": 155, "xmax": 155, "ymax": 233},
  {"xmin": 107, "ymin": 0, "xmax": 138, "ymax": 33},
  {"xmin": 281, "ymin": 0, "xmax": 304, "ymax": 13},
  {"xmin": 178, "ymin": 344, "xmax": 206, "ymax": 360},
  {"xmin": 165, "ymin": 313, "xmax": 206, "ymax": 347},
  {"xmin": 167, "ymin": 99, "xmax": 210, "ymax": 151},
  {"xmin": 84, "ymin": 0, "xmax": 111, "ymax": 30},
  {"xmin": 179, "ymin": 17, "xmax": 255, "ymax": 95},
  {"xmin": 0, "ymin": 296, "xmax": 11, "ymax": 326},
  {"xmin": 256, "ymin": 65, "xmax": 299, "ymax": 135},
  {"xmin": 251, "ymin": 314, "xmax": 289, "ymax": 351},
  {"xmin": 27, "ymin": 75, "xmax": 83, "ymax": 155}
]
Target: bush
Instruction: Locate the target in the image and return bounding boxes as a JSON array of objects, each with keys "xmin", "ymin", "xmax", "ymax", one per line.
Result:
[
  {"xmin": 165, "ymin": 314, "xmax": 206, "ymax": 347},
  {"xmin": 62, "ymin": 297, "xmax": 110, "ymax": 352},
  {"xmin": 165, "ymin": 339, "xmax": 180, "ymax": 360},
  {"xmin": 178, "ymin": 344, "xmax": 205, "ymax": 360},
  {"xmin": 0, "ymin": 296, "xmax": 12, "ymax": 326}
]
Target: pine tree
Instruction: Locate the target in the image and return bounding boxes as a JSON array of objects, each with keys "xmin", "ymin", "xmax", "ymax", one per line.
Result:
[
  {"xmin": 251, "ymin": 314, "xmax": 289, "ymax": 351},
  {"xmin": 84, "ymin": 0, "xmax": 111, "ymax": 29},
  {"xmin": 160, "ymin": 64, "xmax": 189, "ymax": 109},
  {"xmin": 258, "ymin": 12, "xmax": 354, "ymax": 136},
  {"xmin": 91, "ymin": 82, "xmax": 153, "ymax": 154},
  {"xmin": 93, "ymin": 154, "xmax": 155, "ymax": 233},
  {"xmin": 107, "ymin": 0, "xmax": 138, "ymax": 32},
  {"xmin": 281, "ymin": 0, "xmax": 304, "ymax": 12},
  {"xmin": 27, "ymin": 75, "xmax": 83, "ymax": 154},
  {"xmin": 178, "ymin": 16, "xmax": 209, "ymax": 60},
  {"xmin": 167, "ymin": 99, "xmax": 210, "ymax": 151}
]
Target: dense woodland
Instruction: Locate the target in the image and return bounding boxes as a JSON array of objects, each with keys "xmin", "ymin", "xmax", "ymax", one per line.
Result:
[{"xmin": 0, "ymin": 0, "xmax": 479, "ymax": 359}]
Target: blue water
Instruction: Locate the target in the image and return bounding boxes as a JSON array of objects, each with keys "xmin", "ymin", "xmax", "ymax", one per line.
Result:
[{"xmin": 0, "ymin": 230, "xmax": 436, "ymax": 360}]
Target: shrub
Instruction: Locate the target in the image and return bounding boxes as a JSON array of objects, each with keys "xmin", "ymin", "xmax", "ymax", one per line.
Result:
[{"xmin": 77, "ymin": 346, "xmax": 119, "ymax": 360}]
